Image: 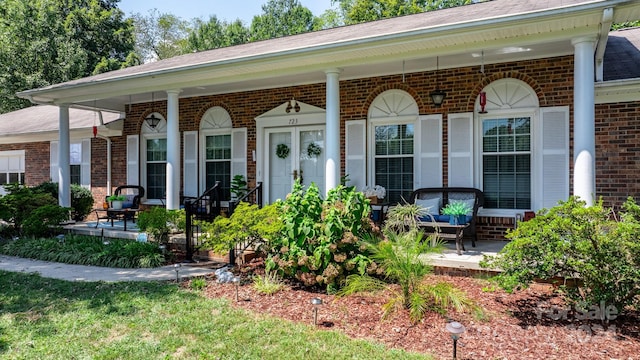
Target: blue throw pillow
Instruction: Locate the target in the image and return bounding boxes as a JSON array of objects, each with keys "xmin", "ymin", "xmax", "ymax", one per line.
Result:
[{"xmin": 122, "ymin": 201, "xmax": 134, "ymax": 209}]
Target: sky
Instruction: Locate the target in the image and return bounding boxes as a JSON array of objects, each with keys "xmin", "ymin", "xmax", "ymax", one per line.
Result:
[{"xmin": 118, "ymin": 0, "xmax": 335, "ymax": 24}]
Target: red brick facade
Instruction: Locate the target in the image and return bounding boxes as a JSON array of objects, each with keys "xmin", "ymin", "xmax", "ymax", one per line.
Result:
[{"xmin": 3, "ymin": 54, "xmax": 639, "ymax": 241}]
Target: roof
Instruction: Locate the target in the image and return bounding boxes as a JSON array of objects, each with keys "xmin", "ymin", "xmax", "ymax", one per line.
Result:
[
  {"xmin": 16, "ymin": 0, "xmax": 640, "ymax": 110},
  {"xmin": 604, "ymin": 27, "xmax": 640, "ymax": 81},
  {"xmin": 0, "ymin": 105, "xmax": 122, "ymax": 144}
]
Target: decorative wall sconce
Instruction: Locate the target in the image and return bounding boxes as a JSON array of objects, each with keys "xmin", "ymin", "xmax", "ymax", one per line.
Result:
[
  {"xmin": 145, "ymin": 92, "xmax": 161, "ymax": 128},
  {"xmin": 430, "ymin": 56, "xmax": 446, "ymax": 107},
  {"xmin": 286, "ymin": 97, "xmax": 301, "ymax": 113}
]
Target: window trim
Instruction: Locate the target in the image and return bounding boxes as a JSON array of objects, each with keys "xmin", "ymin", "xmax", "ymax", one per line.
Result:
[
  {"xmin": 141, "ymin": 133, "xmax": 167, "ymax": 203},
  {"xmin": 200, "ymin": 129, "xmax": 232, "ymax": 200},
  {"xmin": 475, "ymin": 109, "xmax": 537, "ymax": 217},
  {"xmin": 367, "ymin": 116, "xmax": 417, "ymax": 202}
]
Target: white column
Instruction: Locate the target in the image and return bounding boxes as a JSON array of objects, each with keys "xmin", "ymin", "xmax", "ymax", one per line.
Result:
[
  {"xmin": 572, "ymin": 37, "xmax": 596, "ymax": 206},
  {"xmin": 166, "ymin": 89, "xmax": 181, "ymax": 209},
  {"xmin": 58, "ymin": 104, "xmax": 71, "ymax": 207},
  {"xmin": 325, "ymin": 69, "xmax": 342, "ymax": 195}
]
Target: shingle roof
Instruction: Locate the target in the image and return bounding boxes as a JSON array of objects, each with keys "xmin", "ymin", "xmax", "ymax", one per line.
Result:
[
  {"xmin": 604, "ymin": 27, "xmax": 640, "ymax": 81},
  {"xmin": 0, "ymin": 105, "xmax": 121, "ymax": 136},
  {"xmin": 26, "ymin": 0, "xmax": 596, "ymax": 91}
]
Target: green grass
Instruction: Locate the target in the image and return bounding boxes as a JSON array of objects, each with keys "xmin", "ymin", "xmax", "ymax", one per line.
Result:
[{"xmin": 0, "ymin": 271, "xmax": 432, "ymax": 359}]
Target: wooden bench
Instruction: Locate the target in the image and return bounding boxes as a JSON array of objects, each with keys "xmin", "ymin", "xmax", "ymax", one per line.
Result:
[{"xmin": 409, "ymin": 187, "xmax": 484, "ymax": 250}]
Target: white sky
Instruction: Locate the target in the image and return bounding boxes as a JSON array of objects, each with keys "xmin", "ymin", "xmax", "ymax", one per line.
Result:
[{"xmin": 118, "ymin": 0, "xmax": 335, "ymax": 25}]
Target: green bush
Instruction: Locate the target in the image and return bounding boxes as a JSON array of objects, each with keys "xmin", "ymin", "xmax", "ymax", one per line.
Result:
[
  {"xmin": 266, "ymin": 180, "xmax": 375, "ymax": 290},
  {"xmin": 137, "ymin": 207, "xmax": 185, "ymax": 244},
  {"xmin": 32, "ymin": 181, "xmax": 95, "ymax": 221},
  {"xmin": 481, "ymin": 196, "xmax": 640, "ymax": 311},
  {"xmin": 0, "ymin": 183, "xmax": 65, "ymax": 235},
  {"xmin": 199, "ymin": 202, "xmax": 282, "ymax": 253},
  {"xmin": 0, "ymin": 234, "xmax": 165, "ymax": 268},
  {"xmin": 21, "ymin": 205, "xmax": 71, "ymax": 238}
]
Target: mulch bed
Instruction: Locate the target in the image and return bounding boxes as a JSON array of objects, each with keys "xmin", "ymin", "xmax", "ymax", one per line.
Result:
[{"xmin": 187, "ymin": 271, "xmax": 639, "ymax": 360}]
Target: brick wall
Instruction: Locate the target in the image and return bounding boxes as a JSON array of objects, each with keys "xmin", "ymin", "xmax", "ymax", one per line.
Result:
[
  {"xmin": 8, "ymin": 54, "xmax": 640, "ymax": 241},
  {"xmin": 0, "ymin": 141, "xmax": 50, "ymax": 186},
  {"xmin": 595, "ymin": 101, "xmax": 640, "ymax": 209}
]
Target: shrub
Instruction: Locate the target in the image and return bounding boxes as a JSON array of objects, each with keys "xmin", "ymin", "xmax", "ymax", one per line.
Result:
[
  {"xmin": 137, "ymin": 207, "xmax": 185, "ymax": 244},
  {"xmin": 481, "ymin": 196, "xmax": 640, "ymax": 311},
  {"xmin": 32, "ymin": 181, "xmax": 94, "ymax": 221},
  {"xmin": 21, "ymin": 205, "xmax": 71, "ymax": 238},
  {"xmin": 265, "ymin": 180, "xmax": 375, "ymax": 290},
  {"xmin": 198, "ymin": 202, "xmax": 281, "ymax": 254},
  {"xmin": 0, "ymin": 183, "xmax": 66, "ymax": 235}
]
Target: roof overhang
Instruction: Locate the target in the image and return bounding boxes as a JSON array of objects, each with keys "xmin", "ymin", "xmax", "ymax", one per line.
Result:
[
  {"xmin": 595, "ymin": 78, "xmax": 640, "ymax": 104},
  {"xmin": 17, "ymin": 0, "xmax": 640, "ymax": 111}
]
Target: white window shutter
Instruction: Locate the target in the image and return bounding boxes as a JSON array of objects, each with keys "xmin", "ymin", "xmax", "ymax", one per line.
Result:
[
  {"xmin": 126, "ymin": 135, "xmax": 139, "ymax": 185},
  {"xmin": 50, "ymin": 141, "xmax": 59, "ymax": 183},
  {"xmin": 80, "ymin": 139, "xmax": 91, "ymax": 188},
  {"xmin": 447, "ymin": 112, "xmax": 474, "ymax": 187},
  {"xmin": 231, "ymin": 128, "xmax": 247, "ymax": 180},
  {"xmin": 183, "ymin": 131, "xmax": 198, "ymax": 197},
  {"xmin": 540, "ymin": 107, "xmax": 569, "ymax": 209},
  {"xmin": 345, "ymin": 120, "xmax": 366, "ymax": 190},
  {"xmin": 416, "ymin": 115, "xmax": 442, "ymax": 188}
]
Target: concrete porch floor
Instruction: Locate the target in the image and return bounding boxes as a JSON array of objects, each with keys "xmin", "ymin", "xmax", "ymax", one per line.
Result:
[
  {"xmin": 425, "ymin": 239, "xmax": 507, "ymax": 273},
  {"xmin": 64, "ymin": 221, "xmax": 507, "ymax": 274}
]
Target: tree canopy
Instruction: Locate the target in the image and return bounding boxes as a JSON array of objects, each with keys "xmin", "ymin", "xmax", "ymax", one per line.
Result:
[
  {"xmin": 0, "ymin": 0, "xmax": 137, "ymax": 113},
  {"xmin": 249, "ymin": 0, "xmax": 316, "ymax": 41}
]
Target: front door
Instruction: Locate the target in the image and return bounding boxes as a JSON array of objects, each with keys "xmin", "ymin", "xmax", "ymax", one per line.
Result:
[{"xmin": 265, "ymin": 126, "xmax": 325, "ymax": 203}]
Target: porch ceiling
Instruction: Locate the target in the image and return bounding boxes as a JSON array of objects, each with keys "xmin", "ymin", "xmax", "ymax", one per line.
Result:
[{"xmin": 17, "ymin": 0, "xmax": 640, "ymax": 112}]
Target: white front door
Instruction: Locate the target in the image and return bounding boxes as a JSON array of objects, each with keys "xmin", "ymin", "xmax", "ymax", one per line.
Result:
[{"xmin": 265, "ymin": 126, "xmax": 325, "ymax": 203}]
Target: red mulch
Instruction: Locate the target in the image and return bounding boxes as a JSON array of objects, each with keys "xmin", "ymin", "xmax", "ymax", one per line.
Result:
[{"xmin": 186, "ymin": 269, "xmax": 639, "ymax": 360}]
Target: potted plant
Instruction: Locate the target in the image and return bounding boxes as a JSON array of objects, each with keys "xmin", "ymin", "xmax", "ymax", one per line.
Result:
[
  {"xmin": 363, "ymin": 185, "xmax": 386, "ymax": 204},
  {"xmin": 106, "ymin": 194, "xmax": 126, "ymax": 210},
  {"xmin": 441, "ymin": 201, "xmax": 472, "ymax": 225},
  {"xmin": 230, "ymin": 174, "xmax": 248, "ymax": 201}
]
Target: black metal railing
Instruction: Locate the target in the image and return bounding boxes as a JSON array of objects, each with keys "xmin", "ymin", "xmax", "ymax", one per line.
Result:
[
  {"xmin": 183, "ymin": 181, "xmax": 222, "ymax": 262},
  {"xmin": 228, "ymin": 181, "xmax": 263, "ymax": 216},
  {"xmin": 227, "ymin": 182, "xmax": 263, "ymax": 265}
]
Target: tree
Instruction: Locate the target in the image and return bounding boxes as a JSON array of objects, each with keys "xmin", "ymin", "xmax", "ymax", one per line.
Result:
[
  {"xmin": 334, "ymin": 0, "xmax": 473, "ymax": 24},
  {"xmin": 184, "ymin": 16, "xmax": 249, "ymax": 53},
  {"xmin": 249, "ymin": 0, "xmax": 315, "ymax": 41},
  {"xmin": 130, "ymin": 9, "xmax": 191, "ymax": 62},
  {"xmin": 0, "ymin": 0, "xmax": 136, "ymax": 113}
]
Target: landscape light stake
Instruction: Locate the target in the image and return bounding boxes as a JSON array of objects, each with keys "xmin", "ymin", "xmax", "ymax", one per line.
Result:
[
  {"xmin": 174, "ymin": 263, "xmax": 181, "ymax": 282},
  {"xmin": 446, "ymin": 321, "xmax": 466, "ymax": 359},
  {"xmin": 233, "ymin": 276, "xmax": 240, "ymax": 301},
  {"xmin": 311, "ymin": 298, "xmax": 323, "ymax": 326}
]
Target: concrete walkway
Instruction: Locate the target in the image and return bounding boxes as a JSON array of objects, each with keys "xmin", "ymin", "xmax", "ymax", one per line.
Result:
[{"xmin": 0, "ymin": 255, "xmax": 216, "ymax": 282}]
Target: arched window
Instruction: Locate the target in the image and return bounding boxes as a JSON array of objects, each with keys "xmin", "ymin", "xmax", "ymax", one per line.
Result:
[
  {"xmin": 368, "ymin": 90, "xmax": 419, "ymax": 203},
  {"xmin": 200, "ymin": 106, "xmax": 232, "ymax": 200}
]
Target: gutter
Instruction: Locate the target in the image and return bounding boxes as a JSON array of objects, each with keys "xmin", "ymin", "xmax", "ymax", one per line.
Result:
[{"xmin": 595, "ymin": 7, "xmax": 614, "ymax": 82}]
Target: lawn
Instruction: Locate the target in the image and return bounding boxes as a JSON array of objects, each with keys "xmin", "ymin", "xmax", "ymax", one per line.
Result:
[{"xmin": 0, "ymin": 270, "xmax": 430, "ymax": 360}]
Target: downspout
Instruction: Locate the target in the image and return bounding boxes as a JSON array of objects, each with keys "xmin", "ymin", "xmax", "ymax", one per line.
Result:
[
  {"xmin": 93, "ymin": 109, "xmax": 112, "ymax": 196},
  {"xmin": 595, "ymin": 8, "xmax": 614, "ymax": 82}
]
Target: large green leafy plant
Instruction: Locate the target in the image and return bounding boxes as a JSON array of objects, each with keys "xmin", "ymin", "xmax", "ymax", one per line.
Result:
[
  {"xmin": 266, "ymin": 180, "xmax": 376, "ymax": 290},
  {"xmin": 481, "ymin": 196, "xmax": 640, "ymax": 311}
]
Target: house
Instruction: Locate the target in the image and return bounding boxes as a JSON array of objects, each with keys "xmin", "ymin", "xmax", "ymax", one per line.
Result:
[
  {"xmin": 0, "ymin": 105, "xmax": 122, "ymax": 203},
  {"xmin": 12, "ymin": 0, "xmax": 640, "ymax": 240}
]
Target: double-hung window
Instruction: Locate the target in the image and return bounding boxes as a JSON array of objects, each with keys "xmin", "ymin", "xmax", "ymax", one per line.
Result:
[
  {"xmin": 70, "ymin": 143, "xmax": 82, "ymax": 185},
  {"xmin": 374, "ymin": 123, "xmax": 414, "ymax": 203},
  {"xmin": 146, "ymin": 138, "xmax": 167, "ymax": 200},
  {"xmin": 482, "ymin": 117, "xmax": 531, "ymax": 209},
  {"xmin": 204, "ymin": 134, "xmax": 231, "ymax": 200}
]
